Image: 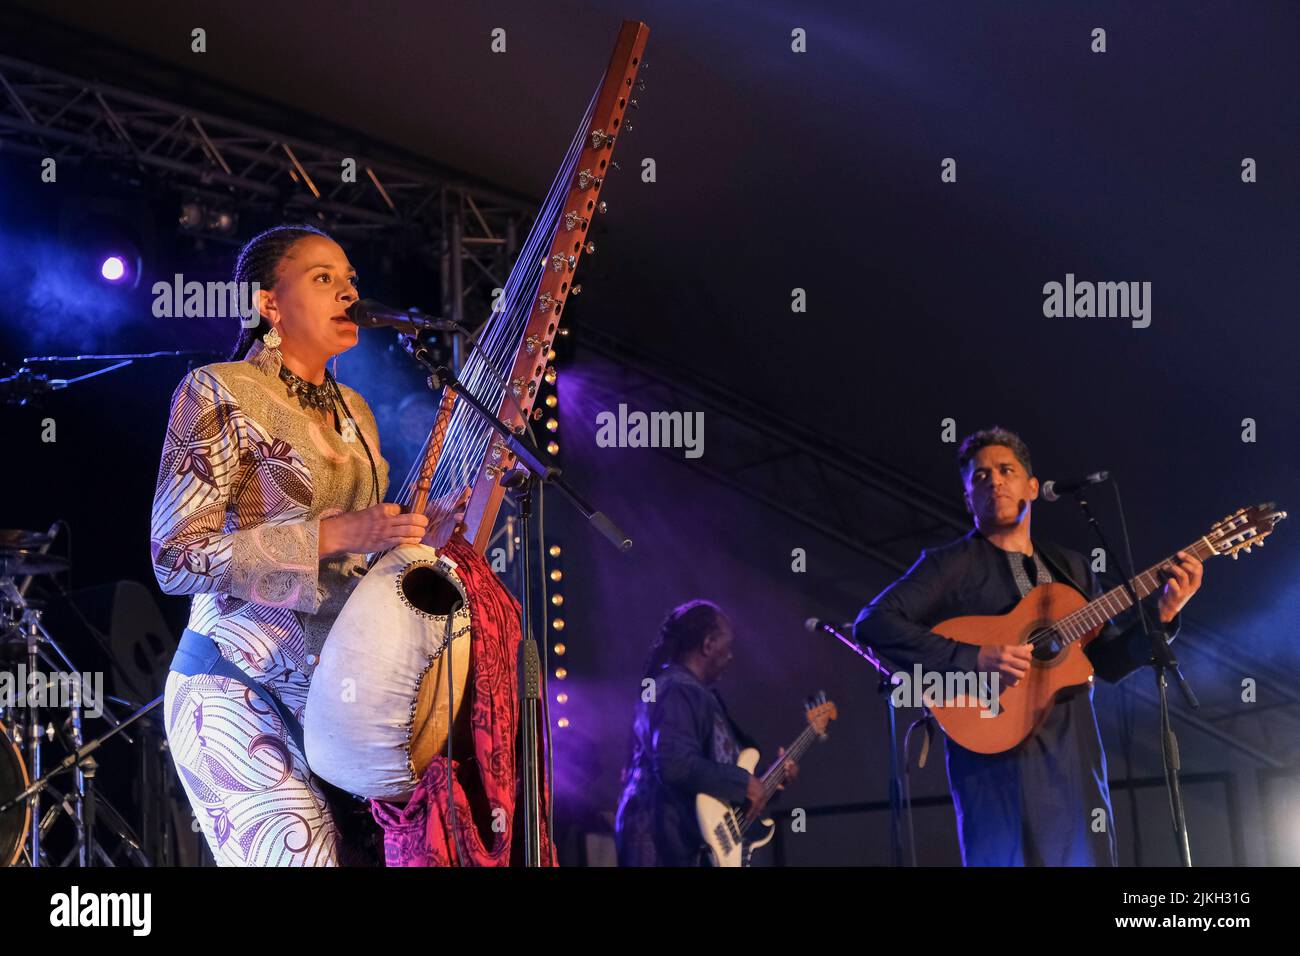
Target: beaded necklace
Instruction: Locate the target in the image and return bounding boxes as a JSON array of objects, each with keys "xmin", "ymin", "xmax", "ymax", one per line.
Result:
[{"xmin": 278, "ymin": 364, "xmax": 337, "ymax": 412}]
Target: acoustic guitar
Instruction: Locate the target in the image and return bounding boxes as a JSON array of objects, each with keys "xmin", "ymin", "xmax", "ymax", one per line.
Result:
[{"xmin": 927, "ymin": 503, "xmax": 1286, "ymax": 754}]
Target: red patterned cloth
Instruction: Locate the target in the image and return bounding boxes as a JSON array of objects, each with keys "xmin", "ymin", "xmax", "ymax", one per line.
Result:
[{"xmin": 369, "ymin": 534, "xmax": 557, "ymax": 866}]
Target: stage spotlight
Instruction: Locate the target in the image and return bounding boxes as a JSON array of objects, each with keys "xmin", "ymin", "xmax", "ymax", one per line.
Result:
[
  {"xmin": 178, "ymin": 200, "xmax": 238, "ymax": 235},
  {"xmin": 59, "ymin": 201, "xmax": 153, "ymax": 294},
  {"xmin": 208, "ymin": 208, "xmax": 238, "ymax": 235},
  {"xmin": 96, "ymin": 248, "xmax": 141, "ymax": 288},
  {"xmin": 179, "ymin": 201, "xmax": 205, "ymax": 230},
  {"xmin": 100, "ymin": 256, "xmax": 127, "ymax": 282}
]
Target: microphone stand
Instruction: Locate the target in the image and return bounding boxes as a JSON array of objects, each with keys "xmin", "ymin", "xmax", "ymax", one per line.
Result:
[
  {"xmin": 402, "ymin": 342, "xmax": 631, "ymax": 866},
  {"xmin": 1067, "ymin": 482, "xmax": 1196, "ymax": 867},
  {"xmin": 812, "ymin": 621, "xmax": 917, "ymax": 866}
]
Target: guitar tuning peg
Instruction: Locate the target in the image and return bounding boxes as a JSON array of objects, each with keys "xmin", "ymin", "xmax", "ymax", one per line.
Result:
[{"xmin": 1231, "ymin": 552, "xmax": 1240, "ymax": 560}]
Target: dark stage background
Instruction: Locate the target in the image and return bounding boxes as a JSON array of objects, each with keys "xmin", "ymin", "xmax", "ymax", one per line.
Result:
[{"xmin": 1, "ymin": 1, "xmax": 1296, "ymax": 866}]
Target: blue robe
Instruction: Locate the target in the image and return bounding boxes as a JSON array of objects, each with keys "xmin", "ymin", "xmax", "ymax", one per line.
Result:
[{"xmin": 854, "ymin": 530, "xmax": 1176, "ymax": 866}]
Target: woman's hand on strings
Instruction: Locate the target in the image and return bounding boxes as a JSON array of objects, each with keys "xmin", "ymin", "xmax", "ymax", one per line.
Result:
[
  {"xmin": 421, "ymin": 487, "xmax": 472, "ymax": 549},
  {"xmin": 319, "ymin": 503, "xmax": 429, "ymax": 557}
]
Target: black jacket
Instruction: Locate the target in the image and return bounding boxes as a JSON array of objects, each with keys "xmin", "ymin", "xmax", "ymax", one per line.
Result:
[
  {"xmin": 853, "ymin": 529, "xmax": 1177, "ymax": 866},
  {"xmin": 614, "ymin": 664, "xmax": 753, "ymax": 867}
]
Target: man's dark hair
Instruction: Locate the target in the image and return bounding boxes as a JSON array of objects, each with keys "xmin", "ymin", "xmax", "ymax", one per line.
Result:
[
  {"xmin": 640, "ymin": 599, "xmax": 725, "ymax": 678},
  {"xmin": 957, "ymin": 427, "xmax": 1033, "ymax": 477}
]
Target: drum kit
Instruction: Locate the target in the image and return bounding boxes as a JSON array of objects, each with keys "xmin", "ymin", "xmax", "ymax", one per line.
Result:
[{"xmin": 0, "ymin": 527, "xmax": 163, "ymax": 867}]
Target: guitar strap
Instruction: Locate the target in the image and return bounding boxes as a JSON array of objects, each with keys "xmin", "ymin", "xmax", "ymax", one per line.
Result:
[
  {"xmin": 715, "ymin": 691, "xmax": 759, "ymax": 752},
  {"xmin": 1030, "ymin": 538, "xmax": 1090, "ymax": 599},
  {"xmin": 171, "ymin": 628, "xmax": 305, "ymax": 757}
]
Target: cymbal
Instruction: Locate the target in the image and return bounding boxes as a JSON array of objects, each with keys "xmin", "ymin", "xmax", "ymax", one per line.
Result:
[
  {"xmin": 0, "ymin": 550, "xmax": 69, "ymax": 578},
  {"xmin": 0, "ymin": 530, "xmax": 54, "ymax": 551}
]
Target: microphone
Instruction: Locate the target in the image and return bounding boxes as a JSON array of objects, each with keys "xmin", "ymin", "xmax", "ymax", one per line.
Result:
[
  {"xmin": 805, "ymin": 618, "xmax": 853, "ymax": 640},
  {"xmin": 346, "ymin": 299, "xmax": 461, "ymax": 334},
  {"xmin": 1040, "ymin": 470, "xmax": 1110, "ymax": 502}
]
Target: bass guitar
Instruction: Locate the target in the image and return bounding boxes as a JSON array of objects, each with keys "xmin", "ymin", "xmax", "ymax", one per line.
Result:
[{"xmin": 697, "ymin": 693, "xmax": 837, "ymax": 867}]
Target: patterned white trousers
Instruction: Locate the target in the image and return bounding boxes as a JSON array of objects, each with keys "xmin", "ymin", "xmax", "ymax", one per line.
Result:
[{"xmin": 164, "ymin": 670, "xmax": 339, "ymax": 866}]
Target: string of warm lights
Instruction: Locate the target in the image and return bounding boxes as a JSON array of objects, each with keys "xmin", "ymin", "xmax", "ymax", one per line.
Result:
[
  {"xmin": 548, "ymin": 540, "xmax": 568, "ymax": 729},
  {"xmin": 536, "ymin": 343, "xmax": 568, "ymax": 728}
]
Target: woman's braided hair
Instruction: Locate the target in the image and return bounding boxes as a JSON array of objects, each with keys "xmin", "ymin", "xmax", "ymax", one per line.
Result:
[
  {"xmin": 228, "ymin": 223, "xmax": 331, "ymax": 360},
  {"xmin": 641, "ymin": 599, "xmax": 725, "ymax": 679}
]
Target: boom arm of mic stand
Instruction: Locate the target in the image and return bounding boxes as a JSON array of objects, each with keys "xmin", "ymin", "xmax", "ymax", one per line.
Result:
[
  {"xmin": 811, "ymin": 621, "xmax": 918, "ymax": 866},
  {"xmin": 417, "ymin": 359, "xmax": 632, "ymax": 553}
]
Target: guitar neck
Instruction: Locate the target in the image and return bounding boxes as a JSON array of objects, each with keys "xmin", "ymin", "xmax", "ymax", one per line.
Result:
[
  {"xmin": 758, "ymin": 724, "xmax": 818, "ymax": 801},
  {"xmin": 1056, "ymin": 536, "xmax": 1216, "ymax": 643},
  {"xmin": 735, "ymin": 727, "xmax": 814, "ymax": 832}
]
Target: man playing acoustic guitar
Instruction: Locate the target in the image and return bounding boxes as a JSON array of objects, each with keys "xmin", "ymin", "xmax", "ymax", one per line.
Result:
[{"xmin": 855, "ymin": 428, "xmax": 1202, "ymax": 865}]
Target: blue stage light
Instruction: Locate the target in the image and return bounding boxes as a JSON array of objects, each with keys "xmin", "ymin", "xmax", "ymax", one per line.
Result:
[{"xmin": 100, "ymin": 255, "xmax": 128, "ymax": 283}]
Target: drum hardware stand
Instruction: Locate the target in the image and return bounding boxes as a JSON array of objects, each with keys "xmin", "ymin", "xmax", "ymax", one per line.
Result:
[
  {"xmin": 23, "ymin": 602, "xmax": 43, "ymax": 866},
  {"xmin": 401, "ymin": 341, "xmax": 631, "ymax": 865},
  {"xmin": 45, "ymin": 579, "xmax": 171, "ymax": 862},
  {"xmin": 2, "ymin": 572, "xmax": 147, "ymax": 867},
  {"xmin": 0, "ymin": 694, "xmax": 161, "ymax": 866}
]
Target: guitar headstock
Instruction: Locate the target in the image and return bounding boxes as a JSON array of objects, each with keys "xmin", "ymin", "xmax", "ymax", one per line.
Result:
[
  {"xmin": 804, "ymin": 691, "xmax": 838, "ymax": 737},
  {"xmin": 1207, "ymin": 503, "xmax": 1287, "ymax": 560}
]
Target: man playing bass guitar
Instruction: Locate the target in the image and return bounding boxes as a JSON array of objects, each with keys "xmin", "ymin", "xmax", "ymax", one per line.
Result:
[
  {"xmin": 854, "ymin": 428, "xmax": 1203, "ymax": 866},
  {"xmin": 614, "ymin": 600, "xmax": 799, "ymax": 866}
]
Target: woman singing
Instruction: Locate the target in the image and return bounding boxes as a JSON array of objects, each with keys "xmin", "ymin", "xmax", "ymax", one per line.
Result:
[{"xmin": 150, "ymin": 224, "xmax": 433, "ymax": 865}]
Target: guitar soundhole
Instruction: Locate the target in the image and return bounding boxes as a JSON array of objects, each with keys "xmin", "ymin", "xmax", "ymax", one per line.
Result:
[
  {"xmin": 400, "ymin": 565, "xmax": 462, "ymax": 616},
  {"xmin": 1030, "ymin": 628, "xmax": 1062, "ymax": 662}
]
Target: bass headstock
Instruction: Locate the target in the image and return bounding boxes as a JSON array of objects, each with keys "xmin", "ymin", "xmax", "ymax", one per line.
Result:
[
  {"xmin": 1207, "ymin": 502, "xmax": 1287, "ymax": 560},
  {"xmin": 804, "ymin": 690, "xmax": 838, "ymax": 737}
]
